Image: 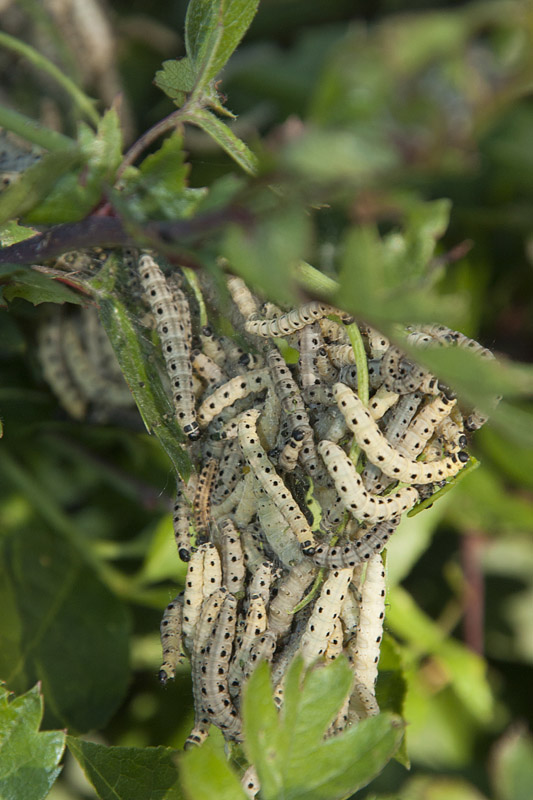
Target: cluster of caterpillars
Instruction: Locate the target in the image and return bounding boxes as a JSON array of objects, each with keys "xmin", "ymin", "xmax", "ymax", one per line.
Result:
[
  {"xmin": 135, "ymin": 254, "xmax": 495, "ymax": 779},
  {"xmin": 40, "ymin": 249, "xmax": 494, "ymax": 799}
]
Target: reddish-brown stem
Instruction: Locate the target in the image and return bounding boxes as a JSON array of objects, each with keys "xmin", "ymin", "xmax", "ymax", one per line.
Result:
[{"xmin": 462, "ymin": 531, "xmax": 486, "ymax": 655}]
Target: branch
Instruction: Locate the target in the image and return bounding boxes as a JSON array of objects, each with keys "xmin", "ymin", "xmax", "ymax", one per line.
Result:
[{"xmin": 0, "ymin": 207, "xmax": 253, "ymax": 266}]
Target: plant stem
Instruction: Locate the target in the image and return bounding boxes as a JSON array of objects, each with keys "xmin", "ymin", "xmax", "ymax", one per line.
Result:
[
  {"xmin": 0, "ymin": 31, "xmax": 99, "ymax": 125},
  {"xmin": 0, "ymin": 104, "xmax": 74, "ymax": 152}
]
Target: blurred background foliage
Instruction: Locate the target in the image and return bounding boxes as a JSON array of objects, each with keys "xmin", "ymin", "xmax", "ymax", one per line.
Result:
[{"xmin": 1, "ymin": 0, "xmax": 533, "ymax": 798}]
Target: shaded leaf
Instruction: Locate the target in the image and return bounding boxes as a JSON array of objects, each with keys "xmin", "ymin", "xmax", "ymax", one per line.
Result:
[
  {"xmin": 0, "ymin": 683, "xmax": 65, "ymax": 800},
  {"xmin": 0, "ymin": 523, "xmax": 130, "ymax": 732},
  {"xmin": 376, "ymin": 634, "xmax": 409, "ymax": 767},
  {"xmin": 68, "ymin": 738, "xmax": 183, "ymax": 800},
  {"xmin": 154, "ymin": 58, "xmax": 197, "ymax": 106},
  {"xmin": 0, "ymin": 220, "xmax": 37, "ymax": 246},
  {"xmin": 2, "ymin": 270, "xmax": 86, "ymax": 306},
  {"xmin": 0, "ymin": 148, "xmax": 81, "ymax": 226},
  {"xmin": 90, "ymin": 255, "xmax": 192, "ymax": 480},
  {"xmin": 492, "ymin": 727, "xmax": 533, "ymax": 800}
]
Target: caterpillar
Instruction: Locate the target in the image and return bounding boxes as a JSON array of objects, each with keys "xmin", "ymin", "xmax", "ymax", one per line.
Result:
[
  {"xmin": 278, "ymin": 427, "xmax": 306, "ymax": 471},
  {"xmin": 254, "ymin": 481, "xmax": 303, "ymax": 567},
  {"xmin": 226, "ymin": 275, "xmax": 260, "ymax": 321},
  {"xmin": 240, "ymin": 525, "xmax": 267, "ymax": 574},
  {"xmin": 266, "ymin": 349, "xmax": 321, "ymax": 478},
  {"xmin": 298, "ymin": 323, "xmax": 322, "ymax": 389},
  {"xmin": 219, "ymin": 518, "xmax": 246, "ymax": 595},
  {"xmin": 362, "ymin": 325, "xmax": 390, "ymax": 359},
  {"xmin": 182, "ymin": 547, "xmax": 206, "ymax": 641},
  {"xmin": 398, "ymin": 394, "xmax": 456, "ymax": 457},
  {"xmin": 173, "ymin": 474, "xmax": 197, "ymax": 562},
  {"xmin": 348, "ymin": 683, "xmax": 381, "ymax": 723},
  {"xmin": 368, "ymin": 385, "xmax": 400, "ymax": 421},
  {"xmin": 324, "ymin": 619, "xmax": 344, "ymax": 662},
  {"xmin": 245, "ymin": 302, "xmax": 354, "ymax": 338},
  {"xmin": 334, "ymin": 383, "xmax": 469, "ymax": 484},
  {"xmin": 192, "ymin": 350, "xmax": 227, "ymax": 388},
  {"xmin": 347, "ymin": 554, "xmax": 386, "ymax": 694},
  {"xmin": 257, "ymin": 379, "xmax": 282, "ymax": 450},
  {"xmin": 186, "ymin": 588, "xmax": 227, "ymax": 749},
  {"xmin": 199, "ymin": 592, "xmax": 241, "ymax": 738},
  {"xmin": 201, "ymin": 542, "xmax": 223, "ymax": 600},
  {"xmin": 340, "ymin": 586, "xmax": 360, "ymax": 638},
  {"xmin": 268, "ymin": 560, "xmax": 317, "ymax": 639},
  {"xmin": 193, "ymin": 459, "xmax": 218, "ymax": 539},
  {"xmin": 300, "ymin": 568, "xmax": 353, "ymax": 666},
  {"xmin": 315, "ymin": 346, "xmax": 339, "ymax": 384},
  {"xmin": 318, "ymin": 440, "xmax": 420, "ymax": 522},
  {"xmin": 238, "ymin": 409, "xmax": 317, "ymax": 554},
  {"xmin": 242, "ymin": 631, "xmax": 277, "ymax": 680},
  {"xmin": 137, "ymin": 253, "xmax": 199, "ymax": 440},
  {"xmin": 338, "ymin": 360, "xmax": 384, "ymax": 391},
  {"xmin": 37, "ymin": 314, "xmax": 87, "ymax": 419},
  {"xmin": 228, "ymin": 593, "xmax": 267, "ymax": 696},
  {"xmin": 199, "ymin": 326, "xmax": 227, "ymax": 367},
  {"xmin": 211, "ymin": 476, "xmax": 246, "ymax": 519},
  {"xmin": 197, "ymin": 369, "xmax": 270, "ymax": 428},
  {"xmin": 380, "ymin": 345, "xmax": 435, "ymax": 395},
  {"xmin": 311, "ymin": 519, "xmax": 400, "ymax": 569},
  {"xmin": 233, "ymin": 471, "xmax": 258, "ymax": 528},
  {"xmin": 159, "ymin": 592, "xmax": 185, "ymax": 684},
  {"xmin": 241, "ymin": 766, "xmax": 260, "ymax": 800},
  {"xmin": 248, "ymin": 561, "xmax": 278, "ymax": 610}
]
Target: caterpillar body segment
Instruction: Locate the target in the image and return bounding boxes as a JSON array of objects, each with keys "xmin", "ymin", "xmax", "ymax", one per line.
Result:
[
  {"xmin": 318, "ymin": 440, "xmax": 420, "ymax": 522},
  {"xmin": 173, "ymin": 475, "xmax": 197, "ymax": 562},
  {"xmin": 199, "ymin": 592, "xmax": 241, "ymax": 738},
  {"xmin": 347, "ymin": 554, "xmax": 386, "ymax": 694},
  {"xmin": 197, "ymin": 369, "xmax": 270, "ymax": 428},
  {"xmin": 201, "ymin": 542, "xmax": 223, "ymax": 600},
  {"xmin": 193, "ymin": 458, "xmax": 218, "ymax": 539},
  {"xmin": 137, "ymin": 253, "xmax": 199, "ymax": 439},
  {"xmin": 279, "ymin": 427, "xmax": 306, "ymax": 471},
  {"xmin": 254, "ymin": 482, "xmax": 303, "ymax": 567},
  {"xmin": 311, "ymin": 519, "xmax": 400, "ymax": 569},
  {"xmin": 242, "ymin": 630, "xmax": 277, "ymax": 679},
  {"xmin": 238, "ymin": 409, "xmax": 317, "ymax": 555},
  {"xmin": 219, "ymin": 518, "xmax": 246, "ymax": 595},
  {"xmin": 268, "ymin": 560, "xmax": 317, "ymax": 639},
  {"xmin": 199, "ymin": 326, "xmax": 226, "ymax": 367},
  {"xmin": 398, "ymin": 394, "xmax": 456, "ymax": 458},
  {"xmin": 192, "ymin": 350, "xmax": 227, "ymax": 388},
  {"xmin": 334, "ymin": 383, "xmax": 469, "ymax": 484},
  {"xmin": 368, "ymin": 385, "xmax": 400, "ymax": 421},
  {"xmin": 226, "ymin": 275, "xmax": 260, "ymax": 321},
  {"xmin": 300, "ymin": 568, "xmax": 353, "ymax": 666},
  {"xmin": 182, "ymin": 548, "xmax": 206, "ymax": 641},
  {"xmin": 159, "ymin": 592, "xmax": 185, "ymax": 684},
  {"xmin": 245, "ymin": 302, "xmax": 353, "ymax": 338},
  {"xmin": 228, "ymin": 593, "xmax": 267, "ymax": 696},
  {"xmin": 298, "ymin": 322, "xmax": 322, "ymax": 389}
]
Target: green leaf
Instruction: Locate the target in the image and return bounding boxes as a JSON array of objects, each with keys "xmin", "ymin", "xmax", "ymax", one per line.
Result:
[
  {"xmin": 184, "ymin": 108, "xmax": 258, "ymax": 174},
  {"xmin": 242, "ymin": 660, "xmax": 284, "ymax": 800},
  {"xmin": 0, "ymin": 683, "xmax": 65, "ymax": 800},
  {"xmin": 0, "ymin": 220, "xmax": 38, "ymax": 246},
  {"xmin": 398, "ymin": 775, "xmax": 488, "ymax": 800},
  {"xmin": 68, "ymin": 738, "xmax": 183, "ymax": 800},
  {"xmin": 120, "ymin": 132, "xmax": 207, "ymax": 220},
  {"xmin": 90, "ymin": 255, "xmax": 191, "ymax": 480},
  {"xmin": 154, "ymin": 58, "xmax": 197, "ymax": 106},
  {"xmin": 243, "ymin": 659, "xmax": 403, "ymax": 800},
  {"xmin": 376, "ymin": 634, "xmax": 409, "ymax": 767},
  {"xmin": 223, "ymin": 203, "xmax": 311, "ymax": 307},
  {"xmin": 26, "ymin": 110, "xmax": 123, "ymax": 224},
  {"xmin": 0, "ymin": 523, "xmax": 130, "ymax": 731},
  {"xmin": 185, "ymin": 0, "xmax": 260, "ymax": 89},
  {"xmin": 493, "ymin": 728, "xmax": 533, "ymax": 800},
  {"xmin": 0, "ymin": 147, "xmax": 81, "ymax": 226},
  {"xmin": 281, "ymin": 126, "xmax": 398, "ymax": 183},
  {"xmin": 180, "ymin": 733, "xmax": 248, "ymax": 800},
  {"xmin": 2, "ymin": 270, "xmax": 87, "ymax": 306}
]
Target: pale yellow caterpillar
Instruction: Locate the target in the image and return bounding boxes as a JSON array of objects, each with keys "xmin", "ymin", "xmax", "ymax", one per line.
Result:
[
  {"xmin": 159, "ymin": 592, "xmax": 185, "ymax": 684},
  {"xmin": 219, "ymin": 518, "xmax": 246, "ymax": 595},
  {"xmin": 311, "ymin": 519, "xmax": 400, "ymax": 569},
  {"xmin": 238, "ymin": 409, "xmax": 317, "ymax": 554},
  {"xmin": 197, "ymin": 369, "xmax": 270, "ymax": 428},
  {"xmin": 300, "ymin": 568, "xmax": 353, "ymax": 666},
  {"xmin": 334, "ymin": 383, "xmax": 469, "ymax": 484},
  {"xmin": 318, "ymin": 440, "xmax": 420, "ymax": 522},
  {"xmin": 137, "ymin": 253, "xmax": 199, "ymax": 439},
  {"xmin": 347, "ymin": 554, "xmax": 386, "ymax": 694},
  {"xmin": 245, "ymin": 302, "xmax": 353, "ymax": 338}
]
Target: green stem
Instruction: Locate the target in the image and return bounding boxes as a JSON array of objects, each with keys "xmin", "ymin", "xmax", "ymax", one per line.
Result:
[
  {"xmin": 0, "ymin": 104, "xmax": 75, "ymax": 152},
  {"xmin": 0, "ymin": 31, "xmax": 99, "ymax": 126},
  {"xmin": 293, "ymin": 260, "xmax": 338, "ymax": 297},
  {"xmin": 407, "ymin": 457, "xmax": 480, "ymax": 517}
]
